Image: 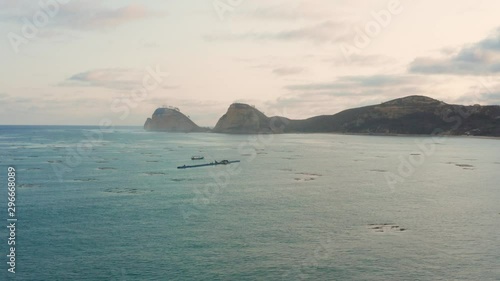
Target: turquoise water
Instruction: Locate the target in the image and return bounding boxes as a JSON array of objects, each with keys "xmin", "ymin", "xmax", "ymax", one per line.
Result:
[{"xmin": 0, "ymin": 126, "xmax": 499, "ymax": 280}]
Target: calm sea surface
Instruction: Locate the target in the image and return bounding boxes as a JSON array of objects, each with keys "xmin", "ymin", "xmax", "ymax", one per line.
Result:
[{"xmin": 0, "ymin": 126, "xmax": 499, "ymax": 280}]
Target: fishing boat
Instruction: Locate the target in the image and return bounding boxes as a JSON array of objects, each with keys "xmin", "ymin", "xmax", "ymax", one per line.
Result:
[
  {"xmin": 191, "ymin": 156, "xmax": 204, "ymax": 160},
  {"xmin": 177, "ymin": 160, "xmax": 240, "ymax": 169}
]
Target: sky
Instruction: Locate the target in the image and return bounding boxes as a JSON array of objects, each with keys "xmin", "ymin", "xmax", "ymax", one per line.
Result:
[{"xmin": 1, "ymin": 0, "xmax": 499, "ymax": 126}]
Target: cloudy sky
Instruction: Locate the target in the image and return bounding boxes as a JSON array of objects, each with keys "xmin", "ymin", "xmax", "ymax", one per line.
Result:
[{"xmin": 1, "ymin": 0, "xmax": 500, "ymax": 126}]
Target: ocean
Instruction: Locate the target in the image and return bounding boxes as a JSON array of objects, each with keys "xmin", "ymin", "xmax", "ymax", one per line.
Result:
[{"xmin": 0, "ymin": 125, "xmax": 499, "ymax": 280}]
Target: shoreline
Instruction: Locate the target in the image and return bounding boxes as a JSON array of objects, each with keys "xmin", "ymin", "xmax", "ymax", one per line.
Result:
[
  {"xmin": 144, "ymin": 129, "xmax": 500, "ymax": 139},
  {"xmin": 2, "ymin": 125, "xmax": 498, "ymax": 139}
]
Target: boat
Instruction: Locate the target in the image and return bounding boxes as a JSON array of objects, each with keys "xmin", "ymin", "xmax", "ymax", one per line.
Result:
[
  {"xmin": 191, "ymin": 156, "xmax": 204, "ymax": 160},
  {"xmin": 177, "ymin": 160, "xmax": 240, "ymax": 169}
]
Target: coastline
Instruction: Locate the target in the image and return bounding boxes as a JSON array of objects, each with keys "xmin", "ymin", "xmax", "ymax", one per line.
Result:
[
  {"xmin": 2, "ymin": 125, "xmax": 498, "ymax": 139},
  {"xmin": 144, "ymin": 128, "xmax": 500, "ymax": 139}
]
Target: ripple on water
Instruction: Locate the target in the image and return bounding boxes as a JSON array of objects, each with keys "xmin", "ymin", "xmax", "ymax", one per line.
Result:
[
  {"xmin": 293, "ymin": 172, "xmax": 322, "ymax": 182},
  {"xmin": 18, "ymin": 184, "xmax": 41, "ymax": 188},
  {"xmin": 73, "ymin": 178, "xmax": 97, "ymax": 182},
  {"xmin": 367, "ymin": 223, "xmax": 406, "ymax": 233},
  {"xmin": 103, "ymin": 188, "xmax": 153, "ymax": 195},
  {"xmin": 455, "ymin": 163, "xmax": 475, "ymax": 170},
  {"xmin": 170, "ymin": 178, "xmax": 195, "ymax": 182},
  {"xmin": 144, "ymin": 172, "xmax": 166, "ymax": 176},
  {"xmin": 97, "ymin": 167, "xmax": 116, "ymax": 170},
  {"xmin": 445, "ymin": 162, "xmax": 475, "ymax": 170}
]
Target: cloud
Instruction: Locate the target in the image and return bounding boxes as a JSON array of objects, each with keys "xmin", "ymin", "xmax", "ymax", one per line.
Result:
[
  {"xmin": 204, "ymin": 21, "xmax": 349, "ymax": 44},
  {"xmin": 454, "ymin": 77, "xmax": 500, "ymax": 105},
  {"xmin": 62, "ymin": 68, "xmax": 176, "ymax": 91},
  {"xmin": 263, "ymin": 91, "xmax": 386, "ymax": 120},
  {"xmin": 286, "ymin": 75, "xmax": 425, "ymax": 91},
  {"xmin": 481, "ymin": 92, "xmax": 500, "ymax": 104},
  {"xmin": 272, "ymin": 67, "xmax": 305, "ymax": 76},
  {"xmin": 57, "ymin": 3, "xmax": 159, "ymax": 30},
  {"xmin": 242, "ymin": 2, "xmax": 332, "ymax": 21},
  {"xmin": 455, "ymin": 91, "xmax": 500, "ymax": 106},
  {"xmin": 267, "ymin": 74, "xmax": 433, "ymax": 117},
  {"xmin": 325, "ymin": 54, "xmax": 396, "ymax": 67},
  {"xmin": 409, "ymin": 27, "xmax": 500, "ymax": 75},
  {"xmin": 0, "ymin": 92, "xmax": 9, "ymax": 102},
  {"xmin": 0, "ymin": 1, "xmax": 161, "ymax": 30},
  {"xmin": 62, "ymin": 68, "xmax": 142, "ymax": 90}
]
